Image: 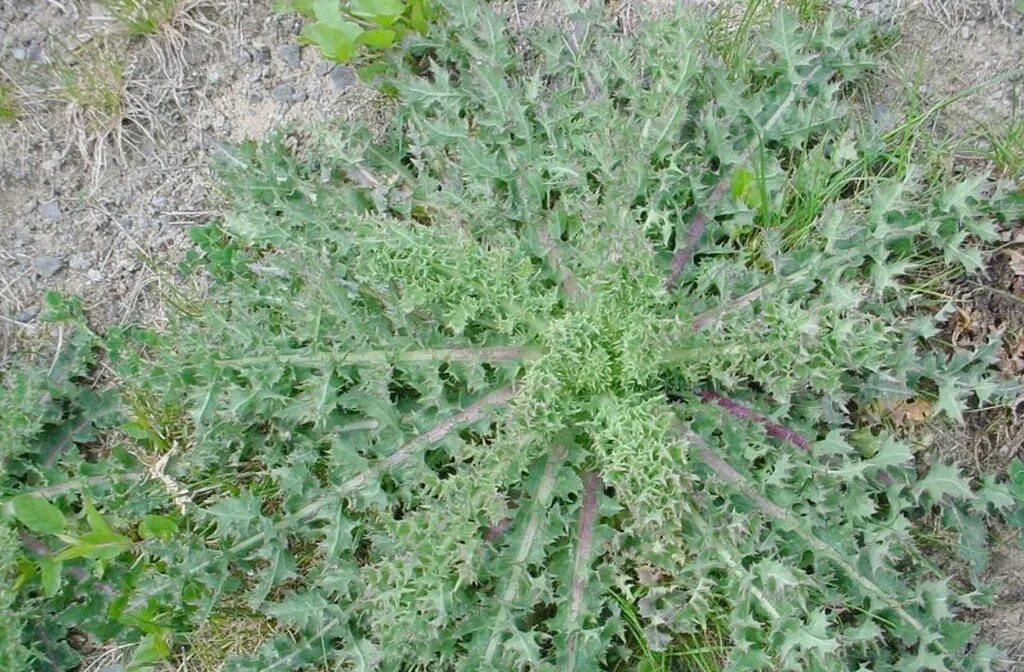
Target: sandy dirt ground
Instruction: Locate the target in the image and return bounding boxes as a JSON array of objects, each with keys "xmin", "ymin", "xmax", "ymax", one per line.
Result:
[
  {"xmin": 1, "ymin": 0, "xmax": 1023, "ymax": 667},
  {"xmin": 0, "ymin": 0, "xmax": 385, "ymax": 360}
]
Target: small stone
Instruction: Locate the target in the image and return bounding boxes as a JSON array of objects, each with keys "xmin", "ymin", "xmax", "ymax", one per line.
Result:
[
  {"xmin": 959, "ymin": 26, "xmax": 971, "ymax": 40},
  {"xmin": 249, "ymin": 68, "xmax": 265, "ymax": 83},
  {"xmin": 279, "ymin": 43, "xmax": 302, "ymax": 69},
  {"xmin": 68, "ymin": 254, "xmax": 92, "ymax": 271},
  {"xmin": 330, "ymin": 66, "xmax": 358, "ymax": 90},
  {"xmin": 31, "ymin": 255, "xmax": 64, "ymax": 278},
  {"xmin": 26, "ymin": 41, "xmax": 43, "ymax": 61},
  {"xmin": 151, "ymin": 195, "xmax": 168, "ymax": 209},
  {"xmin": 253, "ymin": 45, "xmax": 272, "ymax": 64},
  {"xmin": 86, "ymin": 269, "xmax": 104, "ymax": 283},
  {"xmin": 271, "ymin": 84, "xmax": 296, "ymax": 103},
  {"xmin": 14, "ymin": 305, "xmax": 40, "ymax": 324},
  {"xmin": 12, "ymin": 46, "xmax": 26, "ymax": 60},
  {"xmin": 38, "ymin": 199, "xmax": 61, "ymax": 221},
  {"xmin": 290, "ymin": 89, "xmax": 307, "ymax": 103},
  {"xmin": 314, "ymin": 61, "xmax": 333, "ymax": 77}
]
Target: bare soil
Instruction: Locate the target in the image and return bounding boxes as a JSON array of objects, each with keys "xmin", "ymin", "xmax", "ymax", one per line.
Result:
[{"xmin": 0, "ymin": 0, "xmax": 385, "ymax": 362}]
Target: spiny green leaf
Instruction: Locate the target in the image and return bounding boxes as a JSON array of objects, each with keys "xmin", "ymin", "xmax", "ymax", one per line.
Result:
[
  {"xmin": 917, "ymin": 462, "xmax": 973, "ymax": 502},
  {"xmin": 129, "ymin": 631, "xmax": 171, "ymax": 668}
]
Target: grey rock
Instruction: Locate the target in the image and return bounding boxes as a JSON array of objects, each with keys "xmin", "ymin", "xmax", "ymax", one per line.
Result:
[
  {"xmin": 290, "ymin": 89, "xmax": 307, "ymax": 103},
  {"xmin": 14, "ymin": 305, "xmax": 40, "ymax": 323},
  {"xmin": 279, "ymin": 43, "xmax": 302, "ymax": 68},
  {"xmin": 271, "ymin": 84, "xmax": 296, "ymax": 103},
  {"xmin": 151, "ymin": 195, "xmax": 168, "ymax": 209},
  {"xmin": 68, "ymin": 254, "xmax": 92, "ymax": 271},
  {"xmin": 38, "ymin": 199, "xmax": 61, "ymax": 221},
  {"xmin": 26, "ymin": 41, "xmax": 43, "ymax": 61},
  {"xmin": 12, "ymin": 46, "xmax": 26, "ymax": 60},
  {"xmin": 314, "ymin": 61, "xmax": 333, "ymax": 77},
  {"xmin": 253, "ymin": 45, "xmax": 272, "ymax": 65},
  {"xmin": 86, "ymin": 269, "xmax": 104, "ymax": 283},
  {"xmin": 330, "ymin": 66, "xmax": 358, "ymax": 90},
  {"xmin": 31, "ymin": 255, "xmax": 64, "ymax": 278}
]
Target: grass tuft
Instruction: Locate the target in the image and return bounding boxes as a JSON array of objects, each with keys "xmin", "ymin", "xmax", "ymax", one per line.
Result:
[
  {"xmin": 0, "ymin": 81, "xmax": 18, "ymax": 121},
  {"xmin": 100, "ymin": 0, "xmax": 178, "ymax": 37},
  {"xmin": 979, "ymin": 114, "xmax": 1024, "ymax": 182}
]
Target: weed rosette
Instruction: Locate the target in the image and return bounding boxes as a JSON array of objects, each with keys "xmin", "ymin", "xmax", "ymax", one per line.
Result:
[{"xmin": 3, "ymin": 2, "xmax": 1024, "ymax": 671}]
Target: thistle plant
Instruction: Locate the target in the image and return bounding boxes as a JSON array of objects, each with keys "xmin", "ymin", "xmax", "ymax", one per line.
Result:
[{"xmin": 4, "ymin": 1, "xmax": 1024, "ymax": 670}]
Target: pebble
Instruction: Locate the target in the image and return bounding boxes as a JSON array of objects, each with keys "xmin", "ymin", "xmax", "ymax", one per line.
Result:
[
  {"xmin": 68, "ymin": 254, "xmax": 92, "ymax": 271},
  {"xmin": 31, "ymin": 255, "xmax": 64, "ymax": 279},
  {"xmin": 14, "ymin": 305, "xmax": 40, "ymax": 324},
  {"xmin": 253, "ymin": 45, "xmax": 272, "ymax": 65},
  {"xmin": 330, "ymin": 66, "xmax": 358, "ymax": 90},
  {"xmin": 959, "ymin": 26, "xmax": 971, "ymax": 40},
  {"xmin": 271, "ymin": 84, "xmax": 297, "ymax": 103},
  {"xmin": 279, "ymin": 43, "xmax": 302, "ymax": 69},
  {"xmin": 12, "ymin": 46, "xmax": 26, "ymax": 60},
  {"xmin": 290, "ymin": 89, "xmax": 307, "ymax": 103},
  {"xmin": 151, "ymin": 195, "xmax": 168, "ymax": 209},
  {"xmin": 38, "ymin": 199, "xmax": 62, "ymax": 221},
  {"xmin": 86, "ymin": 269, "xmax": 104, "ymax": 283},
  {"xmin": 314, "ymin": 61, "xmax": 333, "ymax": 77}
]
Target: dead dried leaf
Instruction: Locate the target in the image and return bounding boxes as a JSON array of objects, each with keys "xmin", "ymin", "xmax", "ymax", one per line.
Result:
[
  {"xmin": 1006, "ymin": 249, "xmax": 1024, "ymax": 277},
  {"xmin": 951, "ymin": 307, "xmax": 976, "ymax": 346},
  {"xmin": 888, "ymin": 399, "xmax": 933, "ymax": 427}
]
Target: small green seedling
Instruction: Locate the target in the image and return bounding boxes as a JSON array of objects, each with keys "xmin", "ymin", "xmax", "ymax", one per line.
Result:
[
  {"xmin": 0, "ymin": 82, "xmax": 18, "ymax": 121},
  {"xmin": 99, "ymin": 0, "xmax": 178, "ymax": 36},
  {"xmin": 276, "ymin": 0, "xmax": 431, "ymax": 63}
]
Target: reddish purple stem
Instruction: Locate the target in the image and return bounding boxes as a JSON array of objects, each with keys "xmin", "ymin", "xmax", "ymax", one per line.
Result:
[
  {"xmin": 698, "ymin": 390, "xmax": 810, "ymax": 452},
  {"xmin": 484, "ymin": 517, "xmax": 513, "ymax": 543},
  {"xmin": 666, "ymin": 180, "xmax": 731, "ymax": 291}
]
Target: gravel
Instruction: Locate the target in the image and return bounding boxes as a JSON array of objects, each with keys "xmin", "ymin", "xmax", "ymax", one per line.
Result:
[
  {"xmin": 271, "ymin": 83, "xmax": 296, "ymax": 103},
  {"xmin": 14, "ymin": 305, "xmax": 40, "ymax": 323},
  {"xmin": 252, "ymin": 44, "xmax": 272, "ymax": 65},
  {"xmin": 38, "ymin": 199, "xmax": 61, "ymax": 221},
  {"xmin": 31, "ymin": 255, "xmax": 64, "ymax": 279},
  {"xmin": 330, "ymin": 66, "xmax": 358, "ymax": 90},
  {"xmin": 279, "ymin": 43, "xmax": 302, "ymax": 68}
]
